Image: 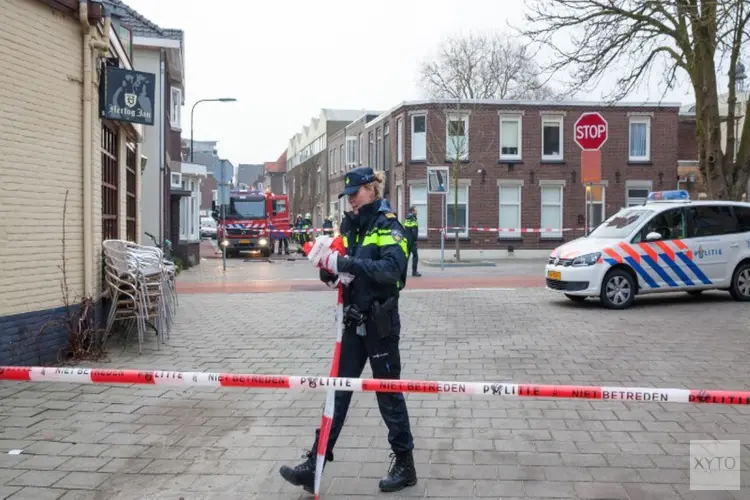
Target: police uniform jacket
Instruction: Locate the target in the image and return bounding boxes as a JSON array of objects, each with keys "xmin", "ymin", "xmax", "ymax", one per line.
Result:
[
  {"xmin": 322, "ymin": 198, "xmax": 409, "ymax": 313},
  {"xmin": 403, "ymin": 213, "xmax": 418, "ymax": 248}
]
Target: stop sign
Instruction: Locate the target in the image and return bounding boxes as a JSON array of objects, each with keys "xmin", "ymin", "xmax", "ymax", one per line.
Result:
[{"xmin": 574, "ymin": 112, "xmax": 608, "ymax": 150}]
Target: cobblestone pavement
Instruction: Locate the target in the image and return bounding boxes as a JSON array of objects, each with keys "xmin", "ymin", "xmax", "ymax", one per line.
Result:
[{"xmin": 1, "ymin": 287, "xmax": 750, "ymax": 499}]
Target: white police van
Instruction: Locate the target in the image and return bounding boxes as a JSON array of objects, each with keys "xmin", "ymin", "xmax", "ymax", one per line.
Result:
[{"xmin": 545, "ymin": 190, "xmax": 750, "ymax": 309}]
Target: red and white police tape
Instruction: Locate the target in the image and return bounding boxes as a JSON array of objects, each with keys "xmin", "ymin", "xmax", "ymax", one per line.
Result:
[
  {"xmin": 0, "ymin": 367, "xmax": 748, "ymax": 405},
  {"xmin": 223, "ymin": 226, "xmax": 590, "ymax": 234}
]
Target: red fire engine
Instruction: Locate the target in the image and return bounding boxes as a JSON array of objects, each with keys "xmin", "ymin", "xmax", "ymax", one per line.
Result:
[{"xmin": 215, "ymin": 188, "xmax": 291, "ymax": 258}]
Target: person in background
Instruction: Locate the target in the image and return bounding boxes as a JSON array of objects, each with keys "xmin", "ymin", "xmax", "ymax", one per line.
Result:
[
  {"xmin": 403, "ymin": 206, "xmax": 421, "ymax": 277},
  {"xmin": 322, "ymin": 215, "xmax": 334, "ymax": 236}
]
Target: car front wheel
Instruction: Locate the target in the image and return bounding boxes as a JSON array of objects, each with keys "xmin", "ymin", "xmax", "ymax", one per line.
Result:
[{"xmin": 600, "ymin": 268, "xmax": 636, "ymax": 309}]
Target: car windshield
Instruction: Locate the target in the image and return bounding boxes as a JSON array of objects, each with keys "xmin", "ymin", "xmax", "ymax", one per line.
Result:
[
  {"xmin": 228, "ymin": 197, "xmax": 265, "ymax": 219},
  {"xmin": 587, "ymin": 208, "xmax": 655, "ymax": 239},
  {"xmin": 200, "ymin": 217, "xmax": 216, "ymax": 227}
]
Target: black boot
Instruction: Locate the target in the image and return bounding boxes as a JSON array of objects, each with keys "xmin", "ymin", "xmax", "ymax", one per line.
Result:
[
  {"xmin": 279, "ymin": 450, "xmax": 333, "ymax": 493},
  {"xmin": 378, "ymin": 451, "xmax": 417, "ymax": 492}
]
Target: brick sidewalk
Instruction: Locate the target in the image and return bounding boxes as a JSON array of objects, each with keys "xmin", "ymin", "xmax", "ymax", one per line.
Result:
[{"xmin": 0, "ymin": 289, "xmax": 749, "ymax": 499}]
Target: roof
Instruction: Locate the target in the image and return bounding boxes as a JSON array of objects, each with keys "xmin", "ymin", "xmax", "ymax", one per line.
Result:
[
  {"xmin": 111, "ymin": 0, "xmax": 183, "ymax": 40},
  {"xmin": 397, "ymin": 99, "xmax": 682, "ymax": 108},
  {"xmin": 264, "ymin": 161, "xmax": 285, "ymax": 173}
]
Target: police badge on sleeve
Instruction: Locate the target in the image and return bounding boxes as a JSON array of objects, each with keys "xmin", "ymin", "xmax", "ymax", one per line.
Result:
[{"xmin": 391, "ymin": 230, "xmax": 403, "ymax": 243}]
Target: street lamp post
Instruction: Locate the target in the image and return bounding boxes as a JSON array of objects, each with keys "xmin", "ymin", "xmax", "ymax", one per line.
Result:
[{"xmin": 189, "ymin": 98, "xmax": 237, "ymax": 162}]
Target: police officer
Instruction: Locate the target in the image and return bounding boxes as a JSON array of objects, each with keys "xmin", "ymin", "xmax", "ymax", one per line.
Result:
[
  {"xmin": 279, "ymin": 166, "xmax": 417, "ymax": 494},
  {"xmin": 403, "ymin": 205, "xmax": 421, "ymax": 277}
]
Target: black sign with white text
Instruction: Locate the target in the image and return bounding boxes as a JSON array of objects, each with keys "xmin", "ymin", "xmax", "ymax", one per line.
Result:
[{"xmin": 100, "ymin": 67, "xmax": 155, "ymax": 125}]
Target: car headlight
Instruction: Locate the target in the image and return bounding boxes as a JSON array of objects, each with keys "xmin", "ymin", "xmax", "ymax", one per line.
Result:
[
  {"xmin": 259, "ymin": 238, "xmax": 268, "ymax": 246},
  {"xmin": 571, "ymin": 252, "xmax": 601, "ymax": 267},
  {"xmin": 220, "ymin": 239, "xmax": 229, "ymax": 248}
]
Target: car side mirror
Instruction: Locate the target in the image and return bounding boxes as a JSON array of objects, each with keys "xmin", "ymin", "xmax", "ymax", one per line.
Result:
[{"xmin": 646, "ymin": 231, "xmax": 662, "ymax": 241}]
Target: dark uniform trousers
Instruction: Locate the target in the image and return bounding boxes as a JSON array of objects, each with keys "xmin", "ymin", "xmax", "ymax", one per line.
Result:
[{"xmin": 312, "ymin": 307, "xmax": 414, "ymax": 457}]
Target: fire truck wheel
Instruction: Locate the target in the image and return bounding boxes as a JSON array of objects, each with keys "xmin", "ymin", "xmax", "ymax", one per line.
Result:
[{"xmin": 261, "ymin": 247, "xmax": 271, "ymax": 258}]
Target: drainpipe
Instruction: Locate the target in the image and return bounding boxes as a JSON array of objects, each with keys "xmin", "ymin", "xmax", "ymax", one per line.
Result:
[{"xmin": 79, "ymin": 0, "xmax": 111, "ymax": 297}]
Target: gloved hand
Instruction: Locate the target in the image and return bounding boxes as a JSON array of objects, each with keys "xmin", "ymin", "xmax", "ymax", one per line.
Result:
[{"xmin": 320, "ymin": 269, "xmax": 354, "ymax": 288}]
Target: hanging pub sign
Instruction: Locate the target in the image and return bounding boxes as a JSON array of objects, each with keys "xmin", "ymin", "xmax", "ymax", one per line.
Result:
[{"xmin": 100, "ymin": 67, "xmax": 155, "ymax": 126}]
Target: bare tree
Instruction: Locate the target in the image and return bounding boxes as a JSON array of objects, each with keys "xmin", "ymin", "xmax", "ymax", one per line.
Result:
[
  {"xmin": 418, "ymin": 33, "xmax": 559, "ymax": 261},
  {"xmin": 418, "ymin": 32, "xmax": 560, "ymax": 101},
  {"xmin": 518, "ymin": 0, "xmax": 750, "ymax": 200}
]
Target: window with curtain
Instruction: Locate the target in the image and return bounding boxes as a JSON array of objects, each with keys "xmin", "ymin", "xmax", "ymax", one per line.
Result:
[
  {"xmin": 629, "ymin": 117, "xmax": 651, "ymax": 161},
  {"xmin": 586, "ymin": 185, "xmax": 605, "ymax": 229},
  {"xmin": 499, "ymin": 116, "xmax": 522, "ymax": 160},
  {"xmin": 540, "ymin": 185, "xmax": 563, "ymax": 238},
  {"xmin": 498, "ymin": 184, "xmax": 522, "ymax": 238},
  {"xmin": 409, "ymin": 184, "xmax": 428, "ymax": 237}
]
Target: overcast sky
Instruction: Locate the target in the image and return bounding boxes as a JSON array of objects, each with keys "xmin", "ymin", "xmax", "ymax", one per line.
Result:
[{"xmin": 125, "ymin": 0, "xmax": 697, "ymax": 166}]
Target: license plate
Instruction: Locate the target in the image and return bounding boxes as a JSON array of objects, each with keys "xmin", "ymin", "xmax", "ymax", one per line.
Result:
[
  {"xmin": 239, "ymin": 239, "xmax": 250, "ymax": 244},
  {"xmin": 547, "ymin": 270, "xmax": 561, "ymax": 280}
]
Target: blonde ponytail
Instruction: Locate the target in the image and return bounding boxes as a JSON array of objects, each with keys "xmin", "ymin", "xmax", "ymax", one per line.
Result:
[{"xmin": 372, "ymin": 171, "xmax": 386, "ymax": 199}]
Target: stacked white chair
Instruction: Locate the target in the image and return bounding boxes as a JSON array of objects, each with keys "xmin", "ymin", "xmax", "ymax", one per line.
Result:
[{"xmin": 101, "ymin": 240, "xmax": 178, "ymax": 353}]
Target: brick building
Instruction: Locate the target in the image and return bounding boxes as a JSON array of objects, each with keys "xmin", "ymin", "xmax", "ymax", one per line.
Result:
[
  {"xmin": 0, "ymin": 0, "xmax": 145, "ymax": 364},
  {"xmin": 327, "ymin": 112, "xmax": 382, "ymax": 219},
  {"xmin": 378, "ymin": 99, "xmax": 682, "ymax": 254}
]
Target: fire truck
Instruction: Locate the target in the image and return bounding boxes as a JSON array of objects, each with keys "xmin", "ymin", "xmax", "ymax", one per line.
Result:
[{"xmin": 214, "ymin": 188, "xmax": 291, "ymax": 258}]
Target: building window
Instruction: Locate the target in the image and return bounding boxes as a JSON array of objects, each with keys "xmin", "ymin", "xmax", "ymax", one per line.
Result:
[
  {"xmin": 101, "ymin": 124, "xmax": 119, "ymax": 240},
  {"xmin": 541, "ymin": 115, "xmax": 563, "ymax": 161},
  {"xmin": 540, "ymin": 184, "xmax": 564, "ymax": 239},
  {"xmin": 125, "ymin": 143, "xmax": 137, "ymax": 242},
  {"xmin": 397, "ymin": 185, "xmax": 403, "ymax": 220},
  {"xmin": 498, "ymin": 184, "xmax": 522, "ymax": 238},
  {"xmin": 586, "ymin": 185, "xmax": 606, "ymax": 229},
  {"xmin": 629, "ymin": 116, "xmax": 651, "ymax": 161},
  {"xmin": 346, "ymin": 136, "xmax": 357, "ymax": 168},
  {"xmin": 339, "ymin": 145, "xmax": 344, "ymax": 173},
  {"xmin": 180, "ymin": 179, "xmax": 199, "ymax": 241},
  {"xmin": 411, "ymin": 114, "xmax": 426, "ymax": 161},
  {"xmin": 409, "ymin": 184, "xmax": 428, "ymax": 238},
  {"xmin": 446, "ymin": 114, "xmax": 469, "ymax": 161},
  {"xmin": 397, "ymin": 118, "xmax": 403, "ymax": 163},
  {"xmin": 376, "ymin": 127, "xmax": 382, "ymax": 171},
  {"xmin": 499, "ymin": 115, "xmax": 522, "ymax": 160},
  {"xmin": 170, "ymin": 87, "xmax": 182, "ymax": 129},
  {"xmin": 358, "ymin": 132, "xmax": 363, "ymax": 165},
  {"xmin": 369, "ymin": 132, "xmax": 375, "ymax": 167},
  {"xmin": 383, "ymin": 123, "xmax": 390, "ymax": 171},
  {"xmin": 626, "ymin": 181, "xmax": 652, "ymax": 206},
  {"xmin": 445, "ymin": 185, "xmax": 469, "ymax": 238},
  {"xmin": 329, "ymin": 150, "xmax": 334, "ymax": 175}
]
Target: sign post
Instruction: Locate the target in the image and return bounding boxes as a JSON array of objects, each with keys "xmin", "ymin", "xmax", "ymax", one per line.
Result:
[
  {"xmin": 217, "ymin": 160, "xmax": 234, "ymax": 272},
  {"xmin": 427, "ymin": 167, "xmax": 450, "ymax": 271},
  {"xmin": 574, "ymin": 113, "xmax": 608, "ymax": 236}
]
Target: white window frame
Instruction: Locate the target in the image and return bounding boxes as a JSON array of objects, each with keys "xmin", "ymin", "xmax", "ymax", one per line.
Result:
[
  {"xmin": 586, "ymin": 184, "xmax": 606, "ymax": 230},
  {"xmin": 445, "ymin": 184, "xmax": 469, "ymax": 239},
  {"xmin": 329, "ymin": 150, "xmax": 335, "ymax": 175},
  {"xmin": 445, "ymin": 113, "xmax": 469, "ymax": 161},
  {"xmin": 541, "ymin": 114, "xmax": 564, "ymax": 161},
  {"xmin": 625, "ymin": 180, "xmax": 653, "ymax": 207},
  {"xmin": 397, "ymin": 117, "xmax": 404, "ymax": 164},
  {"xmin": 498, "ymin": 182, "xmax": 522, "ymax": 239},
  {"xmin": 396, "ymin": 185, "xmax": 404, "ymax": 221},
  {"xmin": 358, "ymin": 132, "xmax": 363, "ymax": 165},
  {"xmin": 170, "ymin": 87, "xmax": 182, "ymax": 130},
  {"xmin": 409, "ymin": 184, "xmax": 428, "ymax": 238},
  {"xmin": 628, "ymin": 116, "xmax": 651, "ymax": 162},
  {"xmin": 540, "ymin": 182, "xmax": 564, "ymax": 239},
  {"xmin": 346, "ymin": 136, "xmax": 357, "ymax": 167},
  {"xmin": 499, "ymin": 114, "xmax": 522, "ymax": 161},
  {"xmin": 411, "ymin": 114, "xmax": 427, "ymax": 161}
]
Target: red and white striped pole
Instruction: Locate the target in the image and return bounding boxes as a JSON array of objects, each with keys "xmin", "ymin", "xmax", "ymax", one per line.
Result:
[
  {"xmin": 303, "ymin": 237, "xmax": 346, "ymax": 499},
  {"xmin": 313, "ymin": 281, "xmax": 344, "ymax": 499}
]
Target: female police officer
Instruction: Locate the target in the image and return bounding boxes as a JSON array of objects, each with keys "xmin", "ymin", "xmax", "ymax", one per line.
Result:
[{"xmin": 279, "ymin": 166, "xmax": 417, "ymax": 493}]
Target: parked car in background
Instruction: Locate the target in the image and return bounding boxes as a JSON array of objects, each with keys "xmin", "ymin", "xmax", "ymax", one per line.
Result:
[{"xmin": 200, "ymin": 216, "xmax": 217, "ymax": 239}]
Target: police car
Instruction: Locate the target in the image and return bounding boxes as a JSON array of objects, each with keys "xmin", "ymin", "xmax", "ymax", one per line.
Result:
[{"xmin": 545, "ymin": 190, "xmax": 750, "ymax": 309}]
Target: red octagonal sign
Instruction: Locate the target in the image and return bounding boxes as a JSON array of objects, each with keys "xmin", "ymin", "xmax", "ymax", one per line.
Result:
[{"xmin": 574, "ymin": 112, "xmax": 609, "ymax": 151}]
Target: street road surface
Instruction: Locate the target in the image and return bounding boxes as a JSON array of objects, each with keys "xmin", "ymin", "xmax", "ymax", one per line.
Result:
[{"xmin": 0, "ymin": 260, "xmax": 748, "ymax": 499}]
